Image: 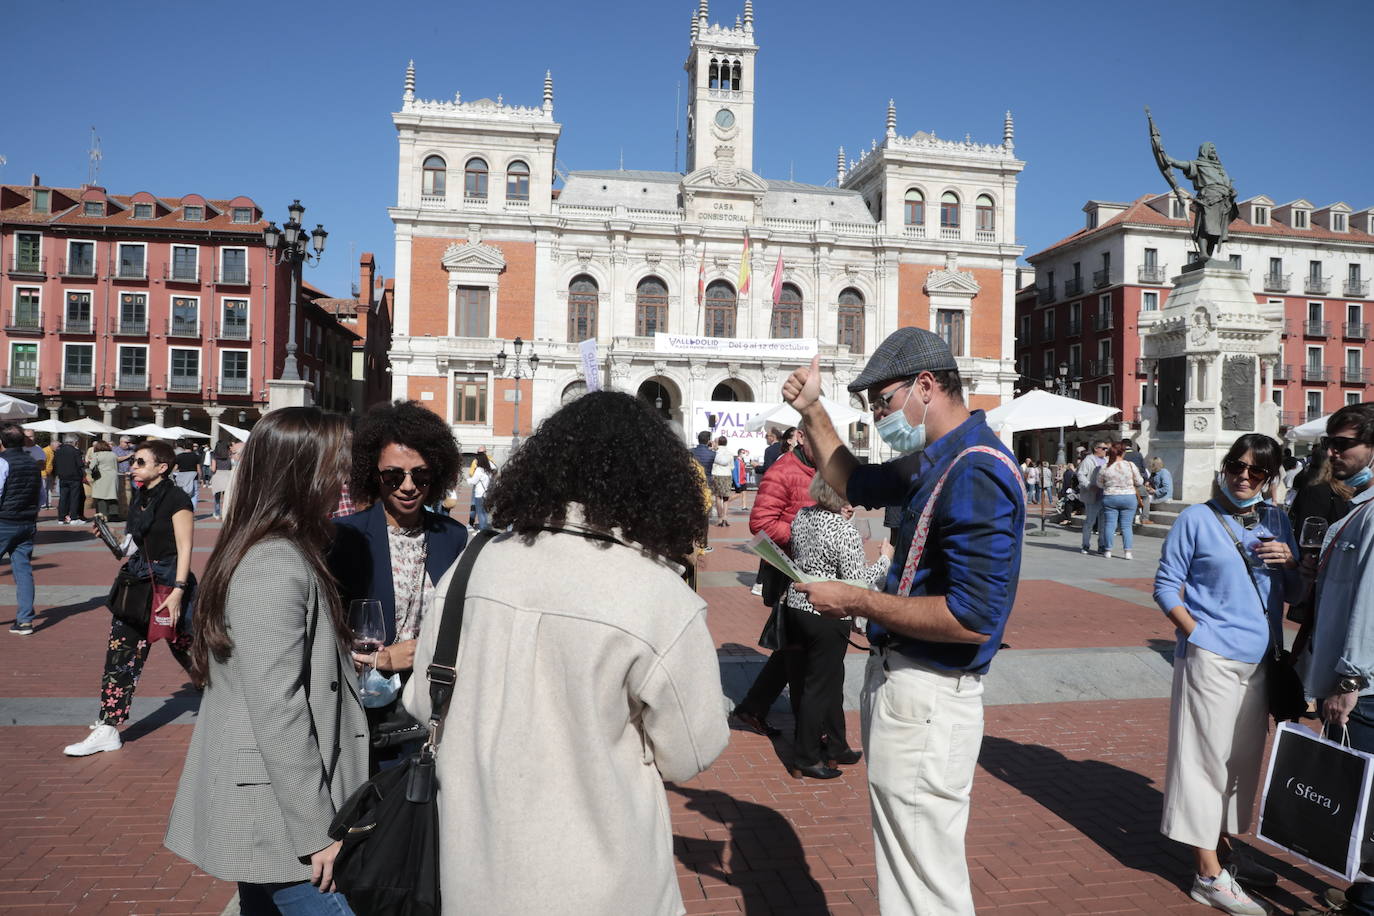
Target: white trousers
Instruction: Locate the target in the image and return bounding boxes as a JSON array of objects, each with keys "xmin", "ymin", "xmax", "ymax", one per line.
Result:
[
  {"xmin": 861, "ymin": 651, "xmax": 984, "ymax": 916},
  {"xmin": 1160, "ymin": 644, "xmax": 1268, "ymax": 850}
]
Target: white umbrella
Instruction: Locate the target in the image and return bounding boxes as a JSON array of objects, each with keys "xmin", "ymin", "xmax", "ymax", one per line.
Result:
[
  {"xmin": 218, "ymin": 422, "xmax": 252, "ymax": 442},
  {"xmin": 0, "ymin": 393, "xmax": 39, "ymax": 421},
  {"xmin": 1285, "ymin": 413, "xmax": 1329, "ymax": 442},
  {"xmin": 121, "ymin": 422, "xmax": 177, "ymax": 438},
  {"xmin": 743, "ymin": 396, "xmax": 866, "ymax": 433},
  {"xmin": 22, "ymin": 418, "xmax": 82, "ymax": 435},
  {"xmin": 984, "ymin": 389, "xmax": 1121, "ymax": 434},
  {"xmin": 67, "ymin": 417, "xmax": 124, "ymax": 435},
  {"xmin": 162, "ymin": 425, "xmax": 210, "ymax": 440}
]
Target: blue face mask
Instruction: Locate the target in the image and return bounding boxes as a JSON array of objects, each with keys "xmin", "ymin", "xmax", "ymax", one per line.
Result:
[
  {"xmin": 1349, "ymin": 467, "xmax": 1373, "ymax": 488},
  {"xmin": 1216, "ymin": 471, "xmax": 1264, "ymax": 509},
  {"xmin": 876, "ymin": 386, "xmax": 928, "ymax": 454}
]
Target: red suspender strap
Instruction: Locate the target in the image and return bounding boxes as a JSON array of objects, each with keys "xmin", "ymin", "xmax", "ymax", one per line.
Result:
[{"xmin": 896, "ymin": 446, "xmax": 1025, "ymax": 597}]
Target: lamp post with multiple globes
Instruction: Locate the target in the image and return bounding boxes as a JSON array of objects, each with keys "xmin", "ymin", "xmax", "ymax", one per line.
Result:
[
  {"xmin": 262, "ymin": 200, "xmax": 328, "ymax": 384},
  {"xmin": 494, "ymin": 336, "xmax": 539, "ymax": 450}
]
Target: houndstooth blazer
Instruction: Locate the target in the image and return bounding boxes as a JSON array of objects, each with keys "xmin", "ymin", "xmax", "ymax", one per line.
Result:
[{"xmin": 164, "ymin": 537, "xmax": 369, "ymax": 884}]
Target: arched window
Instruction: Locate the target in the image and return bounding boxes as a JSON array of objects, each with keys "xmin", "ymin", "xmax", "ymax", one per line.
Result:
[
  {"xmin": 464, "ymin": 158, "xmax": 488, "ymax": 199},
  {"xmin": 567, "ymin": 274, "xmax": 598, "ymax": 341},
  {"xmin": 422, "ymin": 156, "xmax": 446, "ymax": 196},
  {"xmin": 904, "ymin": 189, "xmax": 925, "ymax": 226},
  {"xmin": 704, "ymin": 280, "xmax": 736, "ymax": 337},
  {"xmin": 635, "ymin": 276, "xmax": 669, "ymax": 337},
  {"xmin": 940, "ymin": 191, "xmax": 960, "ymax": 228},
  {"xmin": 837, "ymin": 287, "xmax": 865, "ymax": 353},
  {"xmin": 731, "ymin": 61, "xmax": 742, "ymax": 90},
  {"xmin": 976, "ymin": 194, "xmax": 995, "ymax": 232},
  {"xmin": 709, "ymin": 58, "xmax": 720, "ymax": 89},
  {"xmin": 506, "ymin": 161, "xmax": 530, "ymax": 202},
  {"xmin": 771, "ymin": 283, "xmax": 803, "ymax": 338}
]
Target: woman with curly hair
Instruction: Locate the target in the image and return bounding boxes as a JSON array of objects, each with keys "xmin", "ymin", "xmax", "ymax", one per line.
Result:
[
  {"xmin": 328, "ymin": 400, "xmax": 467, "ymax": 764},
  {"xmin": 403, "ymin": 390, "xmax": 728, "ymax": 916}
]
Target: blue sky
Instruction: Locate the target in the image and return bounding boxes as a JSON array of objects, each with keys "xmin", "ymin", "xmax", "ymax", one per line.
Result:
[{"xmin": 4, "ymin": 0, "xmax": 1371, "ymax": 300}]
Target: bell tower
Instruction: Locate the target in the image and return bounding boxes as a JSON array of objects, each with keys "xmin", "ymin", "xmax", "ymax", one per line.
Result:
[{"xmin": 685, "ymin": 0, "xmax": 758, "ymax": 174}]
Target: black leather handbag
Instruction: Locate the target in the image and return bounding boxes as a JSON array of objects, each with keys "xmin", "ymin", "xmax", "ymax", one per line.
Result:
[{"xmin": 329, "ymin": 530, "xmax": 494, "ymax": 916}]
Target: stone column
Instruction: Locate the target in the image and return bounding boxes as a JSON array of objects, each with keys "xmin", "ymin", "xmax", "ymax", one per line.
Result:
[
  {"xmin": 205, "ymin": 406, "xmax": 227, "ymax": 444},
  {"xmin": 152, "ymin": 404, "xmax": 167, "ymax": 427},
  {"xmin": 97, "ymin": 400, "xmax": 118, "ymax": 441}
]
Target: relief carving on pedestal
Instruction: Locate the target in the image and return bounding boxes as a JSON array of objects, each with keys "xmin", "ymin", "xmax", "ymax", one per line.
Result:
[{"xmin": 1221, "ymin": 356, "xmax": 1256, "ymax": 431}]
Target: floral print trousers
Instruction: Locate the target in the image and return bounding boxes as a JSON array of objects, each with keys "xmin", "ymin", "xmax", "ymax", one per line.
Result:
[{"xmin": 100, "ymin": 616, "xmax": 193, "ymax": 726}]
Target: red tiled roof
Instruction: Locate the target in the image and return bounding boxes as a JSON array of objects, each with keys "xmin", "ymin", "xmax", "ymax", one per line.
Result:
[{"xmin": 0, "ymin": 184, "xmax": 267, "ymax": 233}]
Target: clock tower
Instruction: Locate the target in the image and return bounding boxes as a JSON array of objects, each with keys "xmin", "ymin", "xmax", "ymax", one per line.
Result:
[{"xmin": 685, "ymin": 0, "xmax": 758, "ymax": 175}]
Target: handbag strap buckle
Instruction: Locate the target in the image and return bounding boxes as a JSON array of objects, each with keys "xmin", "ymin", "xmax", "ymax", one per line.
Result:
[{"xmin": 427, "ymin": 662, "xmax": 456, "ymax": 687}]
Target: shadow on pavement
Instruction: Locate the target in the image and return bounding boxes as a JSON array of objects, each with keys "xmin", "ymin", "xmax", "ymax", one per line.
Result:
[
  {"xmin": 122, "ymin": 684, "xmax": 201, "ymax": 744},
  {"xmin": 670, "ymin": 783, "xmax": 829, "ymax": 915},
  {"xmin": 34, "ymin": 595, "xmax": 106, "ymax": 630}
]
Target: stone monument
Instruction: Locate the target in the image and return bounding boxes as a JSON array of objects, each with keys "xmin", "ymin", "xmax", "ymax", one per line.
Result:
[{"xmin": 1136, "ymin": 110, "xmax": 1282, "ymax": 502}]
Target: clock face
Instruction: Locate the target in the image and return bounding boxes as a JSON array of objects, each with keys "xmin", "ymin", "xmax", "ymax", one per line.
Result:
[{"xmin": 714, "ymin": 109, "xmax": 735, "ymax": 129}]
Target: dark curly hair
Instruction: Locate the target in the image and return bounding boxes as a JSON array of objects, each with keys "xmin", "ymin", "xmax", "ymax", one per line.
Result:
[
  {"xmin": 486, "ymin": 390, "xmax": 708, "ymax": 564},
  {"xmin": 350, "ymin": 400, "xmax": 462, "ymax": 508}
]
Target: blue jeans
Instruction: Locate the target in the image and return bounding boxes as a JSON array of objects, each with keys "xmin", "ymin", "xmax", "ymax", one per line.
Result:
[
  {"xmin": 0, "ymin": 522, "xmax": 36, "ymax": 625},
  {"xmin": 1099, "ymin": 494, "xmax": 1136, "ymax": 551},
  {"xmin": 472, "ymin": 496, "xmax": 489, "ymax": 530},
  {"xmin": 237, "ymin": 881, "xmax": 354, "ymax": 916},
  {"xmin": 1080, "ymin": 499, "xmax": 1103, "ymax": 550},
  {"xmin": 1026, "ymin": 482, "xmax": 1039, "ymax": 503}
]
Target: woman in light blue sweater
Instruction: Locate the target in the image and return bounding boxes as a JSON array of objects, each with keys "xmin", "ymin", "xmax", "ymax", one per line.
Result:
[{"xmin": 1153, "ymin": 433, "xmax": 1303, "ymax": 916}]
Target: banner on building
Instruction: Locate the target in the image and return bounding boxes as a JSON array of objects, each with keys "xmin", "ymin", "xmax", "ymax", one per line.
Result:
[
  {"xmin": 690, "ymin": 400, "xmax": 772, "ymax": 463},
  {"xmin": 578, "ymin": 338, "xmax": 601, "ymax": 392},
  {"xmin": 654, "ymin": 333, "xmax": 818, "ymax": 360}
]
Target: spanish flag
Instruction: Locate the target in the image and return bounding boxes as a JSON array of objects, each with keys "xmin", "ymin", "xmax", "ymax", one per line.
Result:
[{"xmin": 737, "ymin": 232, "xmax": 751, "ymax": 294}]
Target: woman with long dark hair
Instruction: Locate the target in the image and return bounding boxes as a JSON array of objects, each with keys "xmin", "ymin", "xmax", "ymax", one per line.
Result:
[
  {"xmin": 1153, "ymin": 433, "xmax": 1302, "ymax": 915},
  {"xmin": 403, "ymin": 391, "xmax": 728, "ymax": 916},
  {"xmin": 64, "ymin": 439, "xmax": 194, "ymax": 757},
  {"xmin": 467, "ymin": 451, "xmax": 494, "ymax": 530},
  {"xmin": 165, "ymin": 408, "xmax": 368, "ymax": 914}
]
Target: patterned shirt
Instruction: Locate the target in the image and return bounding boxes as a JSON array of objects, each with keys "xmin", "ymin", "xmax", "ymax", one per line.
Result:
[
  {"xmin": 846, "ymin": 410, "xmax": 1025, "ymax": 674},
  {"xmin": 1098, "ymin": 460, "xmax": 1143, "ymax": 496},
  {"xmin": 387, "ymin": 524, "xmax": 432, "ymax": 641},
  {"xmin": 784, "ymin": 506, "xmax": 888, "ymax": 615}
]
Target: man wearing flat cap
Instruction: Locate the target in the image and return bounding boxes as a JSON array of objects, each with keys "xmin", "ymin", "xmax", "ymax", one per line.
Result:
[{"xmin": 786, "ymin": 327, "xmax": 1025, "ymax": 916}]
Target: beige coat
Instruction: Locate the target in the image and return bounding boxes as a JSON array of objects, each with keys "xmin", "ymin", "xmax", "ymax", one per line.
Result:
[{"xmin": 404, "ymin": 518, "xmax": 729, "ymax": 916}]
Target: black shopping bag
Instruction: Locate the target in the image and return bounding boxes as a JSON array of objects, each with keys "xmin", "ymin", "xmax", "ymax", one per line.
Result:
[{"xmin": 1257, "ymin": 722, "xmax": 1374, "ymax": 880}]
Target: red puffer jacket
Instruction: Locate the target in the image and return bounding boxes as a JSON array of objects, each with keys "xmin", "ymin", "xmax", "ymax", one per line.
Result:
[{"xmin": 748, "ymin": 450, "xmax": 816, "ymax": 553}]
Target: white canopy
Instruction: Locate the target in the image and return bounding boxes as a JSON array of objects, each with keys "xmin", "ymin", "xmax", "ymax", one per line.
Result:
[
  {"xmin": 67, "ymin": 417, "xmax": 124, "ymax": 435},
  {"xmin": 21, "ymin": 418, "xmax": 83, "ymax": 435},
  {"xmin": 163, "ymin": 425, "xmax": 210, "ymax": 440},
  {"xmin": 984, "ymin": 389, "xmax": 1121, "ymax": 434},
  {"xmin": 1285, "ymin": 414, "xmax": 1329, "ymax": 442},
  {"xmin": 120, "ymin": 422, "xmax": 177, "ymax": 438},
  {"xmin": 743, "ymin": 396, "xmax": 867, "ymax": 433},
  {"xmin": 0, "ymin": 394, "xmax": 39, "ymax": 422},
  {"xmin": 217, "ymin": 422, "xmax": 252, "ymax": 442}
]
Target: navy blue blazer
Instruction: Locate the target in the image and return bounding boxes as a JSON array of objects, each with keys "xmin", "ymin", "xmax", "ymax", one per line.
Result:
[{"xmin": 328, "ymin": 503, "xmax": 469, "ymax": 645}]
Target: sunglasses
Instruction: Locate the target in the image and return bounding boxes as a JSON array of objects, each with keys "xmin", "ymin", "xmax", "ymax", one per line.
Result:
[
  {"xmin": 870, "ymin": 379, "xmax": 916, "ymax": 414},
  {"xmin": 131, "ymin": 457, "xmax": 160, "ymax": 468},
  {"xmin": 1222, "ymin": 458, "xmax": 1270, "ymax": 483},
  {"xmin": 1327, "ymin": 436, "xmax": 1366, "ymax": 453},
  {"xmin": 378, "ymin": 467, "xmax": 434, "ymax": 491}
]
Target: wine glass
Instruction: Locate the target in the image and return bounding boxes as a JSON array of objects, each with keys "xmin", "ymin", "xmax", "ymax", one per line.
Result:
[
  {"xmin": 1299, "ymin": 516, "xmax": 1329, "ymax": 553},
  {"xmin": 1249, "ymin": 507, "xmax": 1276, "ymax": 570},
  {"xmin": 349, "ymin": 599, "xmax": 387, "ymax": 697}
]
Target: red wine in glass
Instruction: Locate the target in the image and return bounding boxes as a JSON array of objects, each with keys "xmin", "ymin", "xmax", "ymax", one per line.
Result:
[{"xmin": 349, "ymin": 599, "xmax": 387, "ymax": 696}]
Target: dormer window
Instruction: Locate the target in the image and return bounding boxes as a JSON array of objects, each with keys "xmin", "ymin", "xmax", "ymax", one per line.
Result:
[
  {"xmin": 231, "ymin": 207, "xmax": 253, "ymax": 224},
  {"xmin": 184, "ymin": 205, "xmax": 204, "ymax": 221},
  {"xmin": 32, "ymin": 190, "xmax": 50, "ymax": 214},
  {"xmin": 1293, "ymin": 209, "xmax": 1309, "ymax": 229},
  {"xmin": 134, "ymin": 203, "xmax": 154, "ymax": 219},
  {"xmin": 83, "ymin": 201, "xmax": 103, "ymax": 217},
  {"xmin": 1169, "ymin": 197, "xmax": 1188, "ymax": 220},
  {"xmin": 1252, "ymin": 206, "xmax": 1268, "ymax": 225},
  {"xmin": 1333, "ymin": 213, "xmax": 1348, "ymax": 232},
  {"xmin": 1086, "ymin": 209, "xmax": 1098, "ymax": 230}
]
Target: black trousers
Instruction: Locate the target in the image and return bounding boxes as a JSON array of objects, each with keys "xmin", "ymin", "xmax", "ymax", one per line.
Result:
[
  {"xmin": 58, "ymin": 477, "xmax": 84, "ymax": 520},
  {"xmin": 782, "ymin": 607, "xmax": 853, "ymax": 767},
  {"xmin": 738, "ymin": 648, "xmax": 790, "ymax": 719}
]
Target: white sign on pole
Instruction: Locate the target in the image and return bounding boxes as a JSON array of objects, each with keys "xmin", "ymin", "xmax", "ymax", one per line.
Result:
[
  {"xmin": 654, "ymin": 333, "xmax": 818, "ymax": 360},
  {"xmin": 578, "ymin": 338, "xmax": 601, "ymax": 391},
  {"xmin": 690, "ymin": 400, "xmax": 772, "ymax": 465}
]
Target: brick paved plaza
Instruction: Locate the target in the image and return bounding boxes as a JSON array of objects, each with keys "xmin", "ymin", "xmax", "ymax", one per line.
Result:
[{"xmin": 0, "ymin": 498, "xmax": 1343, "ymax": 914}]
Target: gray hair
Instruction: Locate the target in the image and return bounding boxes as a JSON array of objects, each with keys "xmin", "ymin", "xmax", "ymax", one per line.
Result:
[
  {"xmin": 62, "ymin": 434, "xmax": 78, "ymax": 445},
  {"xmin": 808, "ymin": 473, "xmax": 848, "ymax": 513}
]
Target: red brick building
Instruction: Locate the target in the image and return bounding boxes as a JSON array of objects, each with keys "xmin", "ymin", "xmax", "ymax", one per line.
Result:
[{"xmin": 0, "ymin": 179, "xmax": 357, "ymax": 436}]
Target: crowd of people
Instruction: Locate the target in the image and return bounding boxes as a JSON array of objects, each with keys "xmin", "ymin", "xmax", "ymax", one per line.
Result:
[{"xmin": 2, "ymin": 317, "xmax": 1370, "ymax": 914}]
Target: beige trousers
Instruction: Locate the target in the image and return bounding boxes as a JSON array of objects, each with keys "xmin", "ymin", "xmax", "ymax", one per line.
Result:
[
  {"xmin": 1160, "ymin": 644, "xmax": 1269, "ymax": 849},
  {"xmin": 861, "ymin": 651, "xmax": 984, "ymax": 916}
]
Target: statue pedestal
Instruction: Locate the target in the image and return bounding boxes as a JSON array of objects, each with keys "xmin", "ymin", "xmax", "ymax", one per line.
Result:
[
  {"xmin": 1139, "ymin": 263, "xmax": 1283, "ymax": 503},
  {"xmin": 266, "ymin": 379, "xmax": 315, "ymax": 411}
]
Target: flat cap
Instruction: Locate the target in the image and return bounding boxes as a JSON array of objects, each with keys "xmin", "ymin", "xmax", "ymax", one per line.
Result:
[{"xmin": 847, "ymin": 327, "xmax": 958, "ymax": 393}]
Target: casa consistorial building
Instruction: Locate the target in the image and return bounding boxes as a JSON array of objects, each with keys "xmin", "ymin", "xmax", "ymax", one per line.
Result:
[{"xmin": 387, "ymin": 1, "xmax": 1025, "ymax": 455}]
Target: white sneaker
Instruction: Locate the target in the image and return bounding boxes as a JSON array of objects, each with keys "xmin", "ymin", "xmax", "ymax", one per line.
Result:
[
  {"xmin": 750, "ymin": 582, "xmax": 764, "ymax": 596},
  {"xmin": 1123, "ymin": 551, "xmax": 1133, "ymax": 560},
  {"xmin": 63, "ymin": 724, "xmax": 121, "ymax": 757},
  {"xmin": 1189, "ymin": 869, "xmax": 1267, "ymax": 915},
  {"xmin": 1102, "ymin": 550, "xmax": 1112, "ymax": 559}
]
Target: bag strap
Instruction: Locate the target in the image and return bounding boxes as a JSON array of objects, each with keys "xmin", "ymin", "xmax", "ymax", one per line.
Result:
[
  {"xmin": 424, "ymin": 530, "xmax": 496, "ymax": 737},
  {"xmin": 1206, "ymin": 504, "xmax": 1277, "ymax": 653},
  {"xmin": 896, "ymin": 446, "xmax": 1024, "ymax": 597}
]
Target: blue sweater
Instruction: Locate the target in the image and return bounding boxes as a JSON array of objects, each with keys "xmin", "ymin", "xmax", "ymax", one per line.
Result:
[{"xmin": 1153, "ymin": 500, "xmax": 1302, "ymax": 664}]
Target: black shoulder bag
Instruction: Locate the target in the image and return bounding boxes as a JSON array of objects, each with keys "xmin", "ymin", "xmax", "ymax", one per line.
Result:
[
  {"xmin": 328, "ymin": 530, "xmax": 495, "ymax": 916},
  {"xmin": 1207, "ymin": 505, "xmax": 1308, "ymax": 723}
]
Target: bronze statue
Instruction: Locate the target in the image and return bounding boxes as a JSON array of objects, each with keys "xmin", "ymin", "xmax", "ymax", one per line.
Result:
[{"xmin": 1146, "ymin": 107, "xmax": 1238, "ymax": 261}]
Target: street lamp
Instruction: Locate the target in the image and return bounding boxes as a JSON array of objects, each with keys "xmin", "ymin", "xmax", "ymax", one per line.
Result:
[
  {"xmin": 494, "ymin": 336, "xmax": 539, "ymax": 450},
  {"xmin": 1044, "ymin": 361, "xmax": 1081, "ymax": 465},
  {"xmin": 263, "ymin": 199, "xmax": 328, "ymax": 382}
]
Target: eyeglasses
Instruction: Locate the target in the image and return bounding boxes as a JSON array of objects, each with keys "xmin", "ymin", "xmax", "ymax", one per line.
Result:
[
  {"xmin": 378, "ymin": 467, "xmax": 434, "ymax": 491},
  {"xmin": 870, "ymin": 379, "xmax": 916, "ymax": 414},
  {"xmin": 1094, "ymin": 446, "xmax": 1108, "ymax": 452},
  {"xmin": 1222, "ymin": 458, "xmax": 1270, "ymax": 483},
  {"xmin": 1327, "ymin": 436, "xmax": 1367, "ymax": 454},
  {"xmin": 131, "ymin": 457, "xmax": 157, "ymax": 468}
]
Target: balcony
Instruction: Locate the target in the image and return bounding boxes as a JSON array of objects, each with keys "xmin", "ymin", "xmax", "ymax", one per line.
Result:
[
  {"xmin": 1277, "ymin": 411, "xmax": 1297, "ymax": 428},
  {"xmin": 5, "ymin": 311, "xmax": 43, "ymax": 334},
  {"xmin": 7, "ymin": 255, "xmax": 46, "ymax": 278},
  {"xmin": 1346, "ymin": 279, "xmax": 1370, "ymax": 298},
  {"xmin": 1064, "ymin": 277, "xmax": 1084, "ymax": 297},
  {"xmin": 1272, "ymin": 363, "xmax": 1293, "ymax": 382},
  {"xmin": 1087, "ymin": 358, "xmax": 1115, "ymax": 378},
  {"xmin": 505, "ymin": 198, "xmax": 530, "ymax": 210},
  {"xmin": 214, "ymin": 266, "xmax": 251, "ymax": 286},
  {"xmin": 1342, "ymin": 367, "xmax": 1371, "ymax": 385},
  {"xmin": 164, "ymin": 264, "xmax": 200, "ymax": 284},
  {"xmin": 62, "ymin": 372, "xmax": 94, "ymax": 390},
  {"xmin": 6, "ymin": 372, "xmax": 37, "ymax": 390},
  {"xmin": 1263, "ymin": 273, "xmax": 1291, "ymax": 293},
  {"xmin": 115, "ymin": 373, "xmax": 148, "ymax": 391},
  {"xmin": 903, "ymin": 225, "xmax": 926, "ymax": 240},
  {"xmin": 166, "ymin": 318, "xmax": 200, "ymax": 339},
  {"xmin": 1036, "ymin": 284, "xmax": 1055, "ymax": 305},
  {"xmin": 215, "ymin": 321, "xmax": 250, "ymax": 341},
  {"xmin": 60, "ymin": 316, "xmax": 95, "ymax": 334},
  {"xmin": 59, "ymin": 258, "xmax": 97, "ymax": 278},
  {"xmin": 115, "ymin": 318, "xmax": 148, "ymax": 336},
  {"xmin": 219, "ymin": 377, "xmax": 250, "ymax": 394},
  {"xmin": 419, "ymin": 194, "xmax": 447, "ymax": 209},
  {"xmin": 1344, "ymin": 322, "xmax": 1369, "ymax": 340},
  {"xmin": 1093, "ymin": 312, "xmax": 1114, "ymax": 331},
  {"xmin": 1302, "ymin": 364, "xmax": 1332, "ymax": 383},
  {"xmin": 1067, "ymin": 317, "xmax": 1082, "ymax": 337},
  {"xmin": 1138, "ymin": 264, "xmax": 1168, "ymax": 284},
  {"xmin": 1306, "ymin": 276, "xmax": 1331, "ymax": 296},
  {"xmin": 110, "ymin": 260, "xmax": 147, "ymax": 281},
  {"xmin": 1092, "ymin": 268, "xmax": 1111, "ymax": 289},
  {"xmin": 974, "ymin": 229, "xmax": 996, "ymax": 243},
  {"xmin": 167, "ymin": 374, "xmax": 201, "ymax": 393},
  {"xmin": 1304, "ymin": 319, "xmax": 1331, "ymax": 337}
]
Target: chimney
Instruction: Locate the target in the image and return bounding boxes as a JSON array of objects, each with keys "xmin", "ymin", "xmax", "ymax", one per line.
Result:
[
  {"xmin": 31, "ymin": 174, "xmax": 40, "ymax": 186},
  {"xmin": 359, "ymin": 252, "xmax": 377, "ymax": 308}
]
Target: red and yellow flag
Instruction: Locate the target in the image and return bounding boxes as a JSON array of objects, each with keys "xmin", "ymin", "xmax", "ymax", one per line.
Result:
[{"xmin": 737, "ymin": 232, "xmax": 751, "ymax": 294}]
